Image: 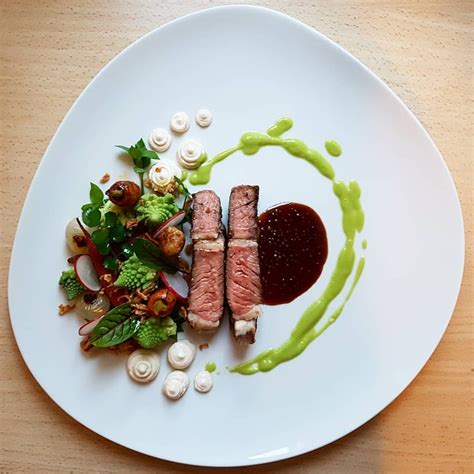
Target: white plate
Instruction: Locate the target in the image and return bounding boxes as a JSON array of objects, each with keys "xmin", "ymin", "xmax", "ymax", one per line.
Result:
[{"xmin": 8, "ymin": 5, "xmax": 464, "ymax": 467}]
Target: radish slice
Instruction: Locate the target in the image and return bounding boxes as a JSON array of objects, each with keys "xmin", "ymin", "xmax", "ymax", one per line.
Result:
[
  {"xmin": 152, "ymin": 211, "xmax": 186, "ymax": 239},
  {"xmin": 160, "ymin": 272, "xmax": 188, "ymax": 300},
  {"xmin": 78, "ymin": 315, "xmax": 104, "ymax": 336},
  {"xmin": 74, "ymin": 254, "xmax": 101, "ymax": 291}
]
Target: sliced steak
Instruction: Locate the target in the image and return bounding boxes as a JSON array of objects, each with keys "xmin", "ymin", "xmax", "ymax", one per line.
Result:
[
  {"xmin": 191, "ymin": 190, "xmax": 222, "ymax": 241},
  {"xmin": 188, "ymin": 191, "xmax": 225, "ymax": 332},
  {"xmin": 226, "ymin": 185, "xmax": 262, "ymax": 344},
  {"xmin": 228, "ymin": 185, "xmax": 259, "ymax": 240}
]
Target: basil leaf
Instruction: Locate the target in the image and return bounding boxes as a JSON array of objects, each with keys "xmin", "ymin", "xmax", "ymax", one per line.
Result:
[
  {"xmin": 132, "ymin": 238, "xmax": 177, "ymax": 273},
  {"xmin": 82, "ymin": 207, "xmax": 101, "ymax": 227},
  {"xmin": 89, "ymin": 183, "xmax": 104, "ymax": 205},
  {"xmin": 133, "ymin": 166, "xmax": 146, "ymax": 174},
  {"xmin": 90, "ymin": 303, "xmax": 140, "ymax": 348}
]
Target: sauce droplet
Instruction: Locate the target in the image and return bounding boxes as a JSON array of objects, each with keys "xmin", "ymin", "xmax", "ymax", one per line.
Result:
[
  {"xmin": 205, "ymin": 361, "xmax": 216, "ymax": 373},
  {"xmin": 325, "ymin": 139, "xmax": 342, "ymax": 157}
]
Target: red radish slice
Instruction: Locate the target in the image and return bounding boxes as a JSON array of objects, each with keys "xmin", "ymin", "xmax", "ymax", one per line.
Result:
[
  {"xmin": 152, "ymin": 211, "xmax": 186, "ymax": 239},
  {"xmin": 74, "ymin": 254, "xmax": 101, "ymax": 291},
  {"xmin": 160, "ymin": 271, "xmax": 188, "ymax": 300},
  {"xmin": 78, "ymin": 315, "xmax": 104, "ymax": 336}
]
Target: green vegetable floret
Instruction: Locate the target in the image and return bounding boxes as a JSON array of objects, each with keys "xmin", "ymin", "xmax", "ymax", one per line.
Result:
[
  {"xmin": 134, "ymin": 317, "xmax": 177, "ymax": 348},
  {"xmin": 59, "ymin": 268, "xmax": 86, "ymax": 300},
  {"xmin": 114, "ymin": 255, "xmax": 156, "ymax": 290},
  {"xmin": 135, "ymin": 193, "xmax": 179, "ymax": 228}
]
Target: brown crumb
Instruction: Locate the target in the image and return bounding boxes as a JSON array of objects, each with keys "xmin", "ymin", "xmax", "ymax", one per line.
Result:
[
  {"xmin": 199, "ymin": 343, "xmax": 209, "ymax": 351},
  {"xmin": 100, "ymin": 172, "xmax": 110, "ymax": 184},
  {"xmin": 184, "ymin": 243, "xmax": 193, "ymax": 256},
  {"xmin": 80, "ymin": 337, "xmax": 93, "ymax": 352},
  {"xmin": 143, "ymin": 178, "xmax": 152, "ymax": 189},
  {"xmin": 132, "ymin": 303, "xmax": 149, "ymax": 317},
  {"xmin": 58, "ymin": 303, "xmax": 75, "ymax": 315},
  {"xmin": 102, "ymin": 274, "xmax": 113, "ymax": 284}
]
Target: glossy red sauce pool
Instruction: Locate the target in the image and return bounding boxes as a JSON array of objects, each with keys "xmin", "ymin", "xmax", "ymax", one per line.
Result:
[{"xmin": 258, "ymin": 203, "xmax": 328, "ymax": 305}]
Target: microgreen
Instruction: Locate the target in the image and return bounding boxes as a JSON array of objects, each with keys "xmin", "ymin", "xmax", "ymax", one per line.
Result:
[
  {"xmin": 116, "ymin": 139, "xmax": 159, "ymax": 192},
  {"xmin": 81, "ymin": 183, "xmax": 105, "ymax": 227},
  {"xmin": 174, "ymin": 175, "xmax": 191, "ymax": 200}
]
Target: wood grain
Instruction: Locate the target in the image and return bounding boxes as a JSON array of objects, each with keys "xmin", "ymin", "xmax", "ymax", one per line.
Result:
[{"xmin": 1, "ymin": 1, "xmax": 472, "ymax": 472}]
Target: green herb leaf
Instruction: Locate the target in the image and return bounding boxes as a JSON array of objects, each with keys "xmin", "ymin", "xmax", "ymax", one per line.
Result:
[
  {"xmin": 133, "ymin": 166, "xmax": 146, "ymax": 175},
  {"xmin": 116, "ymin": 145, "xmax": 130, "ymax": 153},
  {"xmin": 89, "ymin": 183, "xmax": 104, "ymax": 205},
  {"xmin": 96, "ymin": 241, "xmax": 111, "ymax": 256},
  {"xmin": 90, "ymin": 303, "xmax": 140, "ymax": 348},
  {"xmin": 174, "ymin": 175, "xmax": 191, "ymax": 200},
  {"xmin": 104, "ymin": 212, "xmax": 117, "ymax": 228},
  {"xmin": 103, "ymin": 256, "xmax": 119, "ymax": 271},
  {"xmin": 109, "ymin": 223, "xmax": 126, "ymax": 243},
  {"xmin": 82, "ymin": 207, "xmax": 101, "ymax": 227},
  {"xmin": 91, "ymin": 228, "xmax": 109, "ymax": 245},
  {"xmin": 132, "ymin": 238, "xmax": 178, "ymax": 273}
]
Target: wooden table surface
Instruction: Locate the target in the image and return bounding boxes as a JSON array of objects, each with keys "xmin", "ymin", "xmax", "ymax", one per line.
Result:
[{"xmin": 1, "ymin": 1, "xmax": 472, "ymax": 472}]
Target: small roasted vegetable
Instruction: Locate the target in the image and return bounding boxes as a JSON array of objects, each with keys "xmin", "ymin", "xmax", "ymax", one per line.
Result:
[
  {"xmin": 133, "ymin": 317, "xmax": 177, "ymax": 349},
  {"xmin": 106, "ymin": 180, "xmax": 141, "ymax": 207},
  {"xmin": 147, "ymin": 288, "xmax": 177, "ymax": 317},
  {"xmin": 135, "ymin": 193, "xmax": 179, "ymax": 228},
  {"xmin": 65, "ymin": 219, "xmax": 88, "ymax": 254},
  {"xmin": 75, "ymin": 293, "xmax": 110, "ymax": 319},
  {"xmin": 114, "ymin": 255, "xmax": 157, "ymax": 290},
  {"xmin": 59, "ymin": 268, "xmax": 86, "ymax": 300},
  {"xmin": 156, "ymin": 226, "xmax": 185, "ymax": 256}
]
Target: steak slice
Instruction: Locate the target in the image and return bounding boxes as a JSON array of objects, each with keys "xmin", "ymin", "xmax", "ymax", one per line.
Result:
[
  {"xmin": 228, "ymin": 185, "xmax": 260, "ymax": 240},
  {"xmin": 226, "ymin": 185, "xmax": 262, "ymax": 344},
  {"xmin": 187, "ymin": 190, "xmax": 225, "ymax": 332},
  {"xmin": 191, "ymin": 190, "xmax": 222, "ymax": 241}
]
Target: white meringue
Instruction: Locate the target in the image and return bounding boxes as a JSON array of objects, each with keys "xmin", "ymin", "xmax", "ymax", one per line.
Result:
[
  {"xmin": 148, "ymin": 128, "xmax": 172, "ymax": 153},
  {"xmin": 127, "ymin": 349, "xmax": 160, "ymax": 383}
]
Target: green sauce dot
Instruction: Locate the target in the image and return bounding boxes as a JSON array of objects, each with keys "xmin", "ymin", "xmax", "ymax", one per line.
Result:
[{"xmin": 325, "ymin": 140, "xmax": 342, "ymax": 157}]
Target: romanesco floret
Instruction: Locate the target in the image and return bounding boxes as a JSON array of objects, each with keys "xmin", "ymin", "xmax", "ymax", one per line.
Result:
[
  {"xmin": 134, "ymin": 317, "xmax": 177, "ymax": 348},
  {"xmin": 59, "ymin": 268, "xmax": 86, "ymax": 300},
  {"xmin": 114, "ymin": 255, "xmax": 156, "ymax": 290},
  {"xmin": 135, "ymin": 193, "xmax": 179, "ymax": 228}
]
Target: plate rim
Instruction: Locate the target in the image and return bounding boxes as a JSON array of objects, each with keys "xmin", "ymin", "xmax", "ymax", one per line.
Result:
[{"xmin": 7, "ymin": 4, "xmax": 465, "ymax": 467}]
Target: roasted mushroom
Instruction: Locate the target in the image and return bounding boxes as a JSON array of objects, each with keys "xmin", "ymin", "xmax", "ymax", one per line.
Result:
[
  {"xmin": 106, "ymin": 180, "xmax": 141, "ymax": 207},
  {"xmin": 156, "ymin": 226, "xmax": 185, "ymax": 256}
]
